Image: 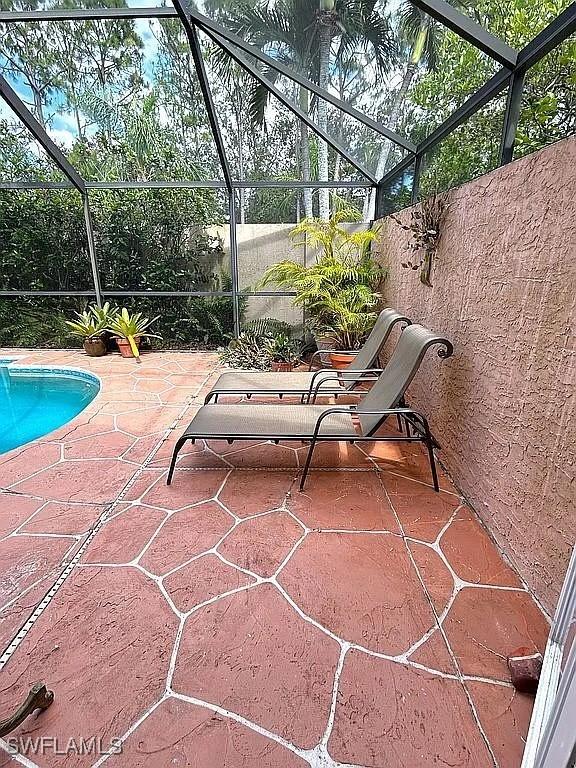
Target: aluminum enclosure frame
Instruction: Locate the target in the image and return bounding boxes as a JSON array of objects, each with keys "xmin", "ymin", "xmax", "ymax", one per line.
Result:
[{"xmin": 0, "ymin": 0, "xmax": 574, "ymax": 319}]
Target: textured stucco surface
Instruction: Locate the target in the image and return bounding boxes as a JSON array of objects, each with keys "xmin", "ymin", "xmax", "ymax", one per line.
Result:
[{"xmin": 375, "ymin": 137, "xmax": 576, "ymax": 614}]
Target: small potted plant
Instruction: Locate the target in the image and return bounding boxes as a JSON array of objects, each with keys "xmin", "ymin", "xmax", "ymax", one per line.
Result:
[
  {"xmin": 90, "ymin": 301, "xmax": 119, "ymax": 352},
  {"xmin": 65, "ymin": 304, "xmax": 110, "ymax": 357},
  {"xmin": 264, "ymin": 333, "xmax": 299, "ymax": 372},
  {"xmin": 106, "ymin": 308, "xmax": 162, "ymax": 359}
]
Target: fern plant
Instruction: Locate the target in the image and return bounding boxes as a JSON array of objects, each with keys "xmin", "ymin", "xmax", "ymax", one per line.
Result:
[{"xmin": 259, "ymin": 211, "xmax": 385, "ymax": 348}]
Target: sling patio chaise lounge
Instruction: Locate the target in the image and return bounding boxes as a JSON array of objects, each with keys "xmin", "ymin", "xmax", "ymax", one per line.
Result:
[
  {"xmin": 167, "ymin": 324, "xmax": 453, "ymax": 491},
  {"xmin": 203, "ymin": 307, "xmax": 411, "ymax": 403}
]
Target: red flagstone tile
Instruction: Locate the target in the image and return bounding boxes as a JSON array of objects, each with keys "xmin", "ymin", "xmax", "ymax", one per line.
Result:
[
  {"xmin": 467, "ymin": 681, "xmax": 534, "ymax": 768},
  {"xmin": 140, "ymin": 502, "xmax": 233, "ymax": 575},
  {"xmin": 131, "ymin": 367, "xmax": 169, "ymax": 378},
  {"xmin": 365, "ymin": 440, "xmax": 442, "ymax": 479},
  {"xmin": 443, "ymin": 588, "xmax": 549, "ymax": 680},
  {"xmin": 288, "ymin": 471, "xmax": 399, "ymax": 532},
  {"xmin": 441, "ymin": 518, "xmax": 523, "ymax": 587},
  {"xmin": 116, "ymin": 406, "xmax": 181, "ymax": 437},
  {"xmin": 410, "ymin": 541, "xmax": 455, "ymax": 614},
  {"xmin": 0, "ymin": 494, "xmax": 43, "ymax": 537},
  {"xmin": 12, "ymin": 459, "xmax": 135, "ymax": 503},
  {"xmin": 21, "ymin": 502, "xmax": 103, "ymax": 535},
  {"xmin": 218, "ymin": 471, "xmax": 294, "ymax": 517},
  {"xmin": 383, "ymin": 472, "xmax": 463, "ymax": 542},
  {"xmin": 158, "ymin": 386, "xmax": 203, "ymax": 404},
  {"xmin": 121, "ymin": 469, "xmax": 164, "ymax": 502},
  {"xmin": 0, "ymin": 568, "xmax": 178, "ymax": 768},
  {"xmin": 133, "ymin": 378, "xmax": 170, "ymax": 393},
  {"xmin": 83, "ymin": 506, "xmax": 166, "ymax": 564},
  {"xmin": 155, "ymin": 439, "xmax": 229, "ymax": 470},
  {"xmin": 164, "ymin": 554, "xmax": 255, "ymax": 612},
  {"xmin": 166, "ymin": 373, "xmax": 208, "ymax": 388},
  {"xmin": 121, "ymin": 433, "xmax": 162, "ymax": 465},
  {"xmin": 279, "ymin": 532, "xmax": 435, "ymax": 654},
  {"xmin": 173, "ymin": 583, "xmax": 339, "ymax": 750},
  {"xmin": 408, "ymin": 629, "xmax": 457, "ymax": 675},
  {"xmin": 141, "ymin": 469, "xmax": 229, "ymax": 509},
  {"xmin": 105, "ymin": 698, "xmax": 308, "ymax": 768},
  {"xmin": 328, "ymin": 650, "xmax": 493, "ymax": 767},
  {"xmin": 63, "ymin": 431, "xmax": 135, "ymax": 460},
  {"xmin": 219, "ymin": 511, "xmax": 302, "ymax": 577},
  {"xmin": 1, "ymin": 443, "xmax": 61, "ymax": 487},
  {"xmin": 206, "ymin": 439, "xmax": 264, "ymax": 455},
  {"xmin": 0, "ymin": 579, "xmax": 51, "ymax": 652},
  {"xmin": 294, "ymin": 441, "xmax": 370, "ymax": 468},
  {"xmin": 224, "ymin": 443, "xmax": 298, "ymax": 469},
  {"xmin": 0, "ymin": 535, "xmax": 74, "ymax": 606},
  {"xmin": 50, "ymin": 413, "xmax": 116, "ymax": 442},
  {"xmin": 155, "ymin": 360, "xmax": 185, "ymax": 373}
]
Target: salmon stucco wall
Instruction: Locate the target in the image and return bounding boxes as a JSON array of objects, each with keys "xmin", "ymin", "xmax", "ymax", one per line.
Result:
[{"xmin": 375, "ymin": 136, "xmax": 576, "ymax": 614}]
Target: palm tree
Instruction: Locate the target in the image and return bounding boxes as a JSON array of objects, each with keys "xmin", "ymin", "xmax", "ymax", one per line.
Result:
[
  {"xmin": 365, "ymin": 4, "xmax": 442, "ymax": 218},
  {"xmin": 221, "ymin": 0, "xmax": 394, "ymax": 219}
]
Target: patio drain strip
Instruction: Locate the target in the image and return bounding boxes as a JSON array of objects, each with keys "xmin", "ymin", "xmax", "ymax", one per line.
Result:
[{"xmin": 0, "ymin": 372, "xmax": 215, "ymax": 671}]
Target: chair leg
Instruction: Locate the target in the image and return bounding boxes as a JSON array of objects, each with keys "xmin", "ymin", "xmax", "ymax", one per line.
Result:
[
  {"xmin": 396, "ymin": 413, "xmax": 403, "ymax": 433},
  {"xmin": 299, "ymin": 438, "xmax": 318, "ymax": 491},
  {"xmin": 167, "ymin": 436, "xmax": 188, "ymax": 485},
  {"xmin": 422, "ymin": 421, "xmax": 439, "ymax": 492}
]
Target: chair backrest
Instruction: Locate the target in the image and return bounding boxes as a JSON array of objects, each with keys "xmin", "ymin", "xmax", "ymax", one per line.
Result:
[
  {"xmin": 357, "ymin": 323, "xmax": 453, "ymax": 435},
  {"xmin": 347, "ymin": 307, "xmax": 412, "ymax": 374}
]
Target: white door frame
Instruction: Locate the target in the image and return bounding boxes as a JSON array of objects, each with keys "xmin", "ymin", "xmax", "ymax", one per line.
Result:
[{"xmin": 522, "ymin": 544, "xmax": 576, "ymax": 768}]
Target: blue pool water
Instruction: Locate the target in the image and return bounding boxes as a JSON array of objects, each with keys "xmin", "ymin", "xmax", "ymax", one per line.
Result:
[{"xmin": 0, "ymin": 365, "xmax": 100, "ymax": 454}]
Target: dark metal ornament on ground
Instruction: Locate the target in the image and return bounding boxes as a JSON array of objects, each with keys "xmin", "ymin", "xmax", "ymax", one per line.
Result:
[{"xmin": 0, "ymin": 682, "xmax": 54, "ymax": 737}]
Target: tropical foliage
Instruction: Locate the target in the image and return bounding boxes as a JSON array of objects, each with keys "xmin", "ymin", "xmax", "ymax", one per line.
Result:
[
  {"xmin": 260, "ymin": 209, "xmax": 384, "ymax": 348},
  {"xmin": 0, "ymin": 0, "xmax": 573, "ymax": 347}
]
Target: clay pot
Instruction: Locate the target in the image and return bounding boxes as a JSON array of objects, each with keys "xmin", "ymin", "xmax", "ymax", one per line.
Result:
[
  {"xmin": 116, "ymin": 336, "xmax": 141, "ymax": 358},
  {"xmin": 329, "ymin": 352, "xmax": 356, "ymax": 370},
  {"xmin": 83, "ymin": 336, "xmax": 107, "ymax": 357},
  {"xmin": 271, "ymin": 361, "xmax": 293, "ymax": 372}
]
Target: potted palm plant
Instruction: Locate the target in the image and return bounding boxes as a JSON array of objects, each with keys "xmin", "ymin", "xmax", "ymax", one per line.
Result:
[
  {"xmin": 65, "ymin": 302, "xmax": 116, "ymax": 357},
  {"xmin": 264, "ymin": 333, "xmax": 299, "ymax": 372},
  {"xmin": 106, "ymin": 308, "xmax": 162, "ymax": 359},
  {"xmin": 259, "ymin": 209, "xmax": 385, "ymax": 368}
]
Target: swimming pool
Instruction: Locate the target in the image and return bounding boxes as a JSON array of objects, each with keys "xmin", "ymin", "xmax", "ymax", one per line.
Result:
[{"xmin": 0, "ymin": 363, "xmax": 100, "ymax": 454}]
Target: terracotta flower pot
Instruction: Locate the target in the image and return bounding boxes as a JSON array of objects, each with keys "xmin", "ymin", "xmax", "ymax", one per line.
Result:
[
  {"xmin": 116, "ymin": 336, "xmax": 141, "ymax": 358},
  {"xmin": 329, "ymin": 352, "xmax": 356, "ymax": 370},
  {"xmin": 271, "ymin": 361, "xmax": 293, "ymax": 372},
  {"xmin": 83, "ymin": 336, "xmax": 107, "ymax": 357}
]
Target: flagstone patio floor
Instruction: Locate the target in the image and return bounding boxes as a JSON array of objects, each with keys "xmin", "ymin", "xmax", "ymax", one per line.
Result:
[{"xmin": 0, "ymin": 349, "xmax": 550, "ymax": 768}]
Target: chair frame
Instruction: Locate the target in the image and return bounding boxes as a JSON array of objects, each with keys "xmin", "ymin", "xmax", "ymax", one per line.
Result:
[
  {"xmin": 167, "ymin": 406, "xmax": 439, "ymax": 491},
  {"xmin": 167, "ymin": 331, "xmax": 453, "ymax": 491}
]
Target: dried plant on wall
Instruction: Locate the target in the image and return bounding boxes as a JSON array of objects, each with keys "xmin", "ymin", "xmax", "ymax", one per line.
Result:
[{"xmin": 391, "ymin": 191, "xmax": 449, "ymax": 287}]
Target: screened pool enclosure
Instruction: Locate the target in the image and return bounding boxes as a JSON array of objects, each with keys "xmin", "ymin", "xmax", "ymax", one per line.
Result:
[{"xmin": 0, "ymin": 0, "xmax": 574, "ymax": 346}]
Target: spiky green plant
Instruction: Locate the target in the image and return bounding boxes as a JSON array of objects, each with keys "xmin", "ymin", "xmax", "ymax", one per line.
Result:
[
  {"xmin": 65, "ymin": 309, "xmax": 104, "ymax": 339},
  {"xmin": 105, "ymin": 307, "xmax": 162, "ymax": 359}
]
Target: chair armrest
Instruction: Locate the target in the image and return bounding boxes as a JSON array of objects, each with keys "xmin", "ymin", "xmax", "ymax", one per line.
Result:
[
  {"xmin": 307, "ymin": 372, "xmax": 381, "ymax": 402},
  {"xmin": 306, "ymin": 367, "xmax": 383, "ymax": 401},
  {"xmin": 312, "ymin": 406, "xmax": 429, "ymax": 438}
]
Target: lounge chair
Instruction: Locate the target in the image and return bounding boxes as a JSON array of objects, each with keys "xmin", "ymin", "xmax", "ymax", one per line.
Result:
[
  {"xmin": 167, "ymin": 324, "xmax": 453, "ymax": 491},
  {"xmin": 204, "ymin": 307, "xmax": 411, "ymax": 403}
]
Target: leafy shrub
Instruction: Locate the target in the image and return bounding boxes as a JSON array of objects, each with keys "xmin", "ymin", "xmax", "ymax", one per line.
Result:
[
  {"xmin": 219, "ymin": 329, "xmax": 273, "ymax": 370},
  {"xmin": 0, "ymin": 187, "xmax": 242, "ymax": 348}
]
